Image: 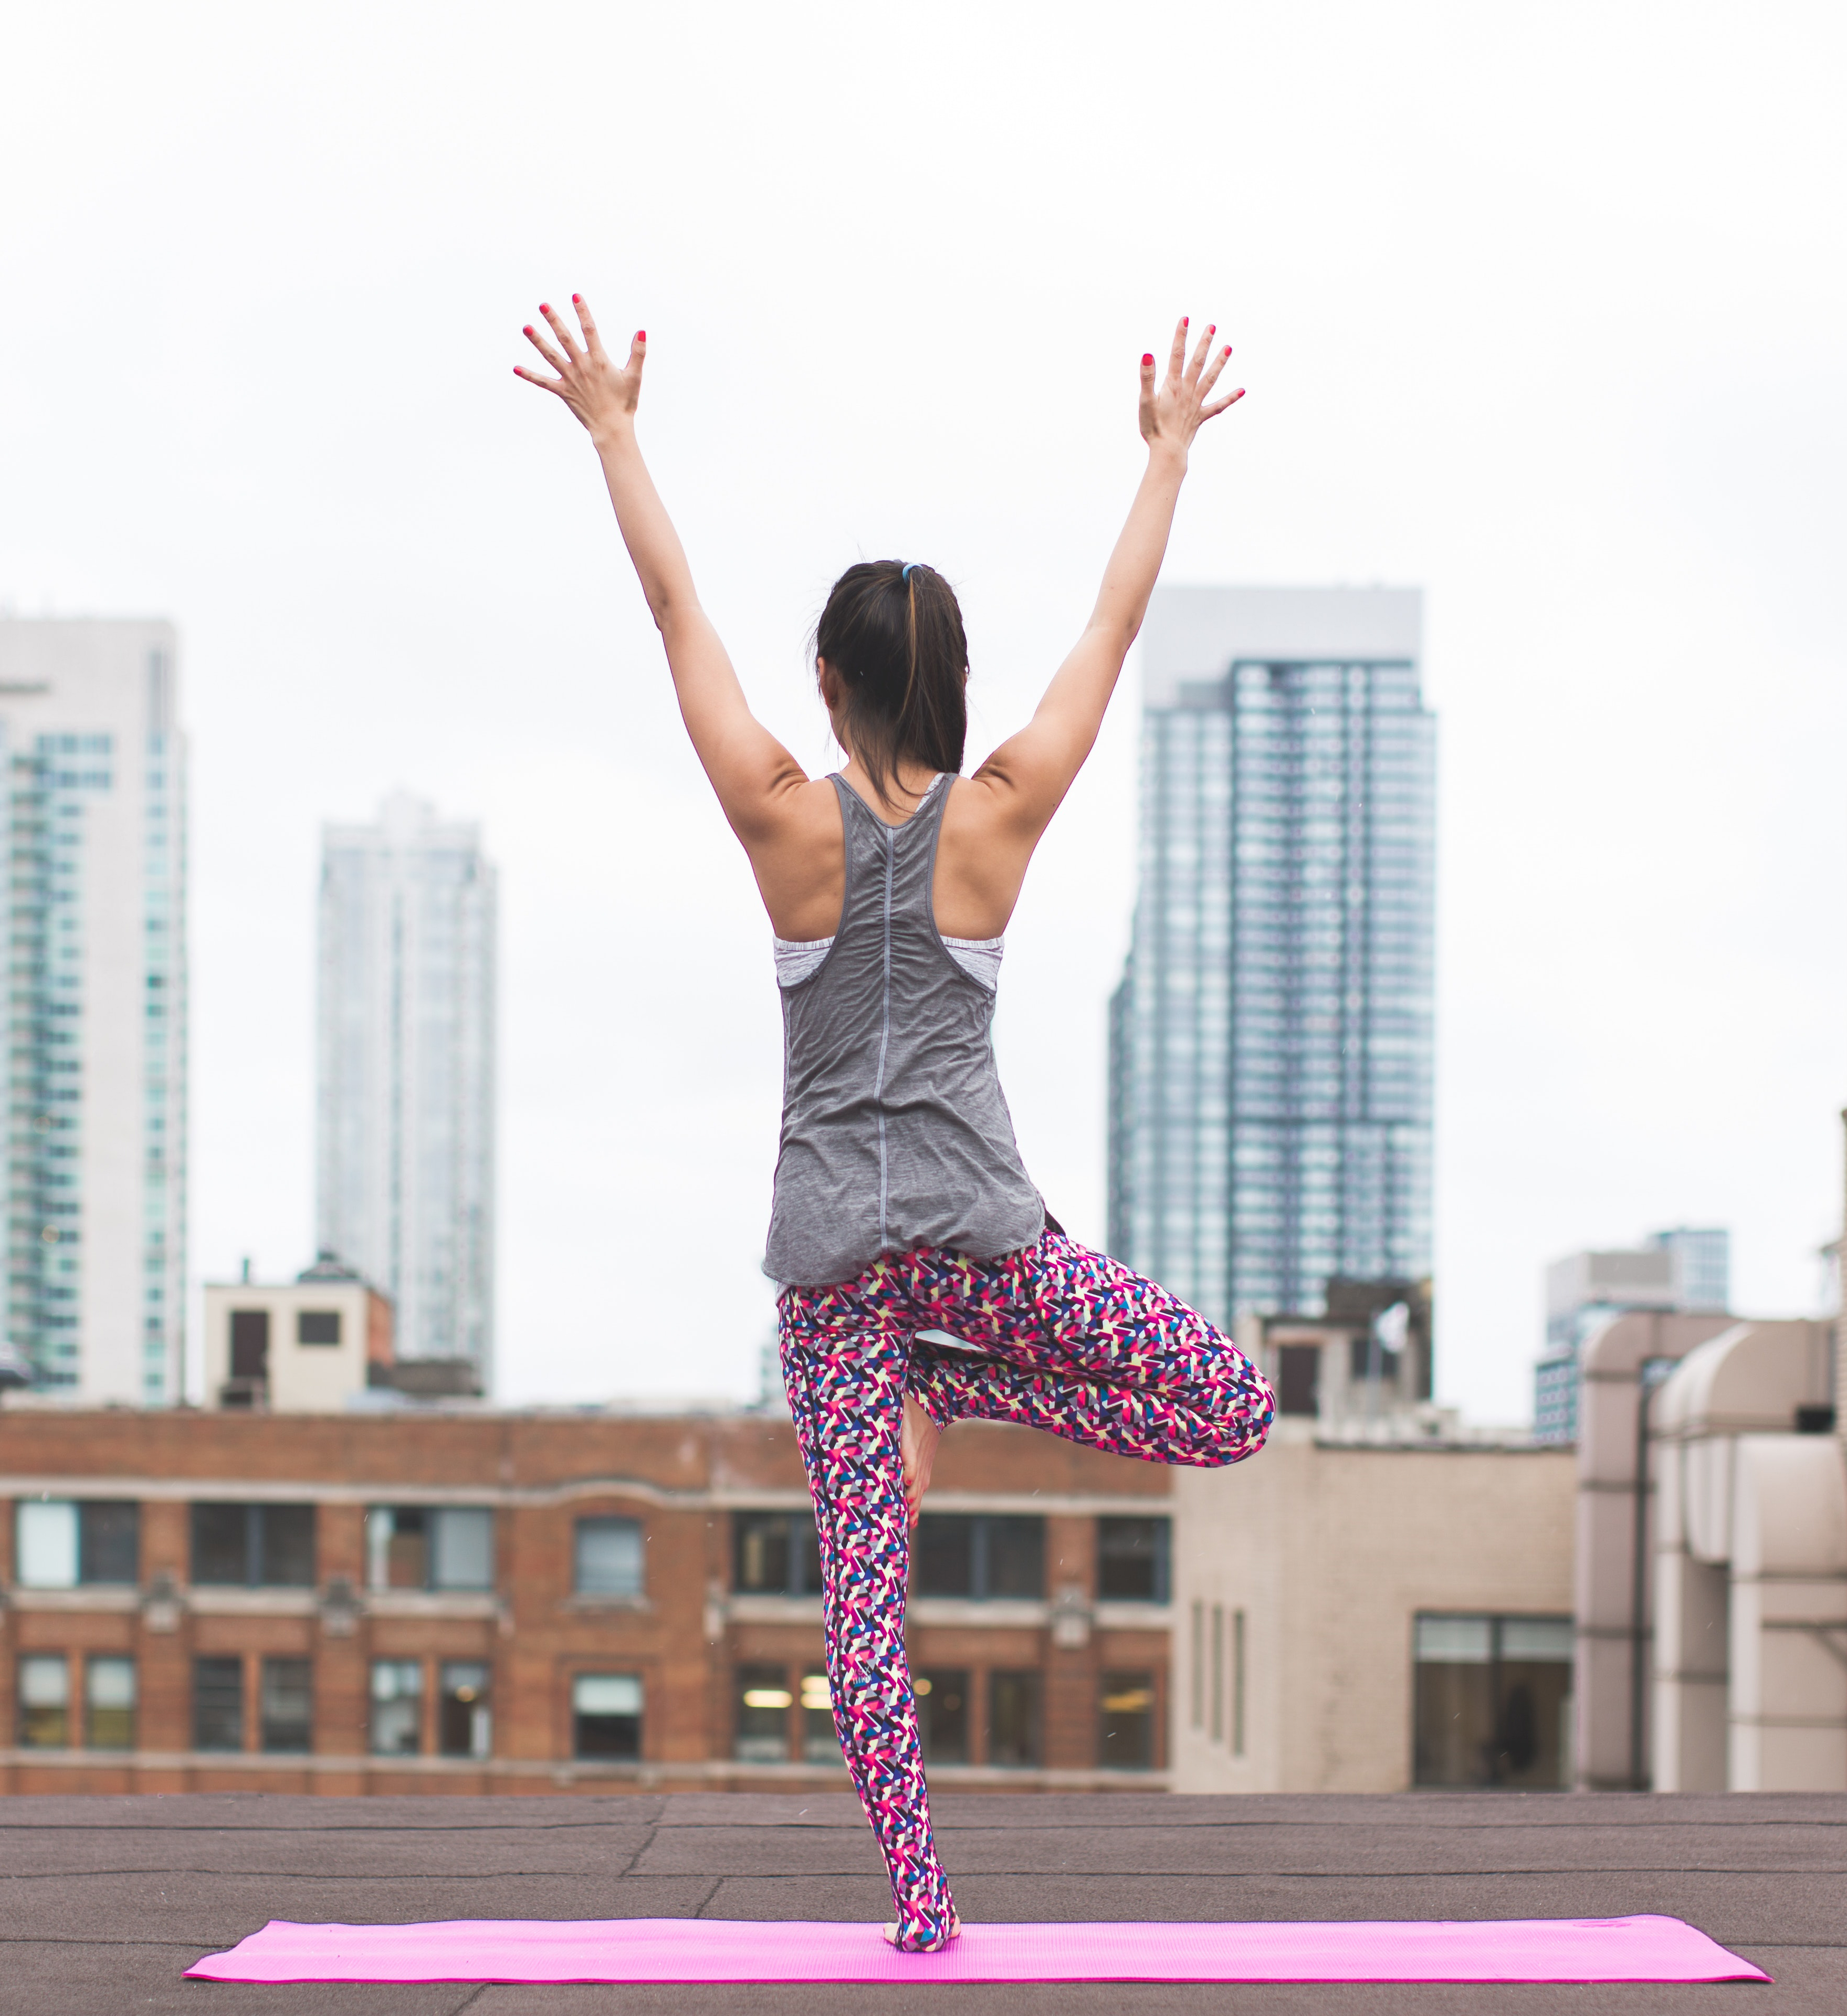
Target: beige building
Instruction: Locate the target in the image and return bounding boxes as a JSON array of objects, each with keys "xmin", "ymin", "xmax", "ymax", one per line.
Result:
[
  {"xmin": 201, "ymin": 1258, "xmax": 394, "ymax": 1411},
  {"xmin": 1171, "ymin": 1307, "xmax": 1576, "ymax": 1794}
]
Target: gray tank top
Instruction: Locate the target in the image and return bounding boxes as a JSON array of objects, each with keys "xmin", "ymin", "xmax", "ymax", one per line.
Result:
[{"xmin": 764, "ymin": 772, "xmax": 1045, "ymax": 1289}]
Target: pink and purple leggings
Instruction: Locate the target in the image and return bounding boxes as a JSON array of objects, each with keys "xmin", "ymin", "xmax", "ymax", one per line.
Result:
[{"xmin": 778, "ymin": 1227, "xmax": 1274, "ymax": 1951}]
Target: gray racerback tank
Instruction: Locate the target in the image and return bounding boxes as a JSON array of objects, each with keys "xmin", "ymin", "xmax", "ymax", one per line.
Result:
[{"xmin": 764, "ymin": 772, "xmax": 1045, "ymax": 1289}]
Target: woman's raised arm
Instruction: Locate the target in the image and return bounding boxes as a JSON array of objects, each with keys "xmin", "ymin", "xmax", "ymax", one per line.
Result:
[
  {"xmin": 971, "ymin": 318, "xmax": 1244, "ymax": 839},
  {"xmin": 515, "ymin": 296, "xmax": 806, "ymax": 845}
]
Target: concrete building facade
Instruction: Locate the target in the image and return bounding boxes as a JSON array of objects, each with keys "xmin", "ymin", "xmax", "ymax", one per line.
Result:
[
  {"xmin": 317, "ymin": 794, "xmax": 496, "ymax": 1385},
  {"xmin": 0, "ymin": 620, "xmax": 187, "ymax": 1405},
  {"xmin": 1108, "ymin": 586, "xmax": 1435, "ymax": 1328}
]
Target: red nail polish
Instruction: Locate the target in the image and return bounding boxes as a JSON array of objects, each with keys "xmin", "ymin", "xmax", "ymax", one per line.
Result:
[
  {"xmin": 1223, "ymin": 346, "xmax": 1232, "ymax": 358},
  {"xmin": 1182, "ymin": 317, "xmax": 1189, "ymax": 327},
  {"xmin": 540, "ymin": 301, "xmax": 552, "ymax": 312},
  {"xmin": 523, "ymin": 326, "xmax": 533, "ymax": 335},
  {"xmin": 1141, "ymin": 353, "xmax": 1154, "ymax": 366},
  {"xmin": 571, "ymin": 293, "xmax": 581, "ymax": 303},
  {"xmin": 636, "ymin": 330, "xmax": 646, "ymax": 342}
]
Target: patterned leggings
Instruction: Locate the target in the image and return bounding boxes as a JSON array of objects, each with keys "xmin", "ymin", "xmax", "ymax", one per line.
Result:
[{"xmin": 778, "ymin": 1228, "xmax": 1274, "ymax": 1951}]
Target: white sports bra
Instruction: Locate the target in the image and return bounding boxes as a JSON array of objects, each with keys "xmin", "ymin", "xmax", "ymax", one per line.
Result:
[{"xmin": 773, "ymin": 932, "xmax": 1004, "ymax": 991}]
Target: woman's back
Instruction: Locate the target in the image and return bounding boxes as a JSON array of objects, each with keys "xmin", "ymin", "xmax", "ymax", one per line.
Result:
[{"xmin": 765, "ymin": 773, "xmax": 1042, "ymax": 1289}]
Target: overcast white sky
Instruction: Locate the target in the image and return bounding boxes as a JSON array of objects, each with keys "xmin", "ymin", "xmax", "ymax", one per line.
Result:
[{"xmin": 3, "ymin": 2, "xmax": 1843, "ymax": 1423}]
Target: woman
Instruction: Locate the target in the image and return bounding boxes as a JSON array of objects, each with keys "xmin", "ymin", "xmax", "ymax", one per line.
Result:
[{"xmin": 516, "ymin": 299, "xmax": 1274, "ymax": 1952}]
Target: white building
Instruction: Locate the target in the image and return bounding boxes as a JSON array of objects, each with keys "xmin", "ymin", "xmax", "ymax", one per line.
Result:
[
  {"xmin": 0, "ymin": 620, "xmax": 187, "ymax": 1405},
  {"xmin": 202, "ymin": 1256, "xmax": 395, "ymax": 1411},
  {"xmin": 317, "ymin": 794, "xmax": 495, "ymax": 1384}
]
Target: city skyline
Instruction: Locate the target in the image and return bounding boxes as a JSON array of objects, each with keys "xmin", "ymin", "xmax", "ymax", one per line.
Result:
[
  {"xmin": 317, "ymin": 792, "xmax": 497, "ymax": 1383},
  {"xmin": 0, "ymin": 620, "xmax": 187, "ymax": 1404},
  {"xmin": 1109, "ymin": 587, "xmax": 1435, "ymax": 1328}
]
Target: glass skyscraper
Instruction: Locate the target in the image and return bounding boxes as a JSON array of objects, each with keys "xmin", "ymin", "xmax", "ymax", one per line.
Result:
[
  {"xmin": 317, "ymin": 794, "xmax": 496, "ymax": 1384},
  {"xmin": 1108, "ymin": 587, "xmax": 1435, "ymax": 1327},
  {"xmin": 0, "ymin": 620, "xmax": 187, "ymax": 1403}
]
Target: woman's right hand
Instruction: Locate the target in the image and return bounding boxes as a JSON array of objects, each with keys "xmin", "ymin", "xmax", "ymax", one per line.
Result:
[
  {"xmin": 1138, "ymin": 315, "xmax": 1243, "ymax": 458},
  {"xmin": 514, "ymin": 293, "xmax": 645, "ymax": 444}
]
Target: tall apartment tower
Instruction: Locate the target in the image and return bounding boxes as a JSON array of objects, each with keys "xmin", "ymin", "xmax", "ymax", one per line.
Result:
[
  {"xmin": 317, "ymin": 793, "xmax": 496, "ymax": 1384},
  {"xmin": 0, "ymin": 621, "xmax": 187, "ymax": 1403},
  {"xmin": 1108, "ymin": 587, "xmax": 1435, "ymax": 1328}
]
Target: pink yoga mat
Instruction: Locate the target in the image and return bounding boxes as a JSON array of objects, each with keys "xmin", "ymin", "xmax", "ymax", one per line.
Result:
[{"xmin": 185, "ymin": 1915, "xmax": 1769, "ymax": 1985}]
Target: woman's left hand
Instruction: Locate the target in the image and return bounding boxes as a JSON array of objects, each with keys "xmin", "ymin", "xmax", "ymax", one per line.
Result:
[
  {"xmin": 514, "ymin": 293, "xmax": 645, "ymax": 445},
  {"xmin": 1138, "ymin": 316, "xmax": 1244, "ymax": 457}
]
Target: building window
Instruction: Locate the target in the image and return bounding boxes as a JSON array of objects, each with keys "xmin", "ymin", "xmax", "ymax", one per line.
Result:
[
  {"xmin": 1099, "ymin": 1671, "xmax": 1156, "ymax": 1770},
  {"xmin": 296, "ymin": 1309, "xmax": 341, "ymax": 1345},
  {"xmin": 573, "ymin": 1516, "xmax": 643, "ymax": 1598},
  {"xmin": 371, "ymin": 1660, "xmax": 424, "ymax": 1755},
  {"xmin": 260, "ymin": 1657, "xmax": 312, "ymax": 1753},
  {"xmin": 228, "ymin": 1308, "xmax": 270, "ymax": 1381},
  {"xmin": 193, "ymin": 1656, "xmax": 245, "ymax": 1751},
  {"xmin": 800, "ymin": 1667, "xmax": 836, "ymax": 1763},
  {"xmin": 572, "ymin": 1673, "xmax": 642, "ymax": 1759},
  {"xmin": 1097, "ymin": 1517, "xmax": 1170, "ymax": 1603},
  {"xmin": 914, "ymin": 1668, "xmax": 969, "ymax": 1763},
  {"xmin": 1190, "ymin": 1601, "xmax": 1204, "ymax": 1729},
  {"xmin": 439, "ymin": 1662, "xmax": 492, "ymax": 1759},
  {"xmin": 1413, "ymin": 1613, "xmax": 1573, "ymax": 1790},
  {"xmin": 1275, "ymin": 1344, "xmax": 1320, "ymax": 1416},
  {"xmin": 988, "ymin": 1670, "xmax": 1042, "ymax": 1767},
  {"xmin": 734, "ymin": 1662, "xmax": 791, "ymax": 1762},
  {"xmin": 18, "ymin": 1655, "xmax": 70, "ymax": 1747},
  {"xmin": 191, "ymin": 1504, "xmax": 316, "ymax": 1587},
  {"xmin": 912, "ymin": 1516, "xmax": 1044, "ymax": 1600},
  {"xmin": 15, "ymin": 1500, "xmax": 140, "ymax": 1587},
  {"xmin": 365, "ymin": 1507, "xmax": 494, "ymax": 1591},
  {"xmin": 731, "ymin": 1511, "xmax": 822, "ymax": 1595},
  {"xmin": 86, "ymin": 1656, "xmax": 136, "ymax": 1750},
  {"xmin": 1231, "ymin": 1609, "xmax": 1246, "ymax": 1757}
]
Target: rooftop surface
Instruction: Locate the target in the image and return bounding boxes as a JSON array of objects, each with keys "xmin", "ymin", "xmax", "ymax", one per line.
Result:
[{"xmin": 3, "ymin": 1790, "xmax": 1839, "ymax": 2014}]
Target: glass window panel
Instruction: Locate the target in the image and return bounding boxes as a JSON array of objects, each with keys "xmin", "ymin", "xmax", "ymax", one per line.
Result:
[
  {"xmin": 16, "ymin": 1501, "xmax": 78, "ymax": 1588},
  {"xmin": 1415, "ymin": 1614, "xmax": 1492, "ymax": 1663},
  {"xmin": 573, "ymin": 1673, "xmax": 642, "ymax": 1759},
  {"xmin": 439, "ymin": 1661, "xmax": 492, "ymax": 1759},
  {"xmin": 1099, "ymin": 1671, "xmax": 1156, "ymax": 1770},
  {"xmin": 1097, "ymin": 1518, "xmax": 1171, "ymax": 1603},
  {"xmin": 988, "ymin": 1670, "xmax": 1042, "ymax": 1767},
  {"xmin": 1500, "ymin": 1617, "xmax": 1573, "ymax": 1662},
  {"xmin": 370, "ymin": 1658, "xmax": 423, "ymax": 1755},
  {"xmin": 18, "ymin": 1654, "xmax": 70, "ymax": 1747},
  {"xmin": 574, "ymin": 1517, "xmax": 643, "ymax": 1598},
  {"xmin": 912, "ymin": 1516, "xmax": 973, "ymax": 1598},
  {"xmin": 86, "ymin": 1655, "xmax": 136, "ymax": 1750},
  {"xmin": 193, "ymin": 1656, "xmax": 244, "ymax": 1751},
  {"xmin": 259, "ymin": 1505, "xmax": 316, "ymax": 1587},
  {"xmin": 296, "ymin": 1309, "xmax": 341, "ymax": 1345},
  {"xmin": 732, "ymin": 1513, "xmax": 789, "ymax": 1594},
  {"xmin": 431, "ymin": 1508, "xmax": 494, "ymax": 1590},
  {"xmin": 734, "ymin": 1661, "xmax": 791, "ymax": 1762},
  {"xmin": 260, "ymin": 1657, "xmax": 312, "ymax": 1753},
  {"xmin": 914, "ymin": 1668, "xmax": 968, "ymax": 1764},
  {"xmin": 80, "ymin": 1501, "xmax": 140, "ymax": 1584},
  {"xmin": 191, "ymin": 1505, "xmax": 249, "ymax": 1586},
  {"xmin": 800, "ymin": 1666, "xmax": 836, "ymax": 1763},
  {"xmin": 982, "ymin": 1517, "xmax": 1045, "ymax": 1600}
]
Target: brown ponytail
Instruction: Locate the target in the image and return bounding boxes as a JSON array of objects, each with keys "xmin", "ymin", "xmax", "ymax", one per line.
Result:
[{"xmin": 814, "ymin": 560, "xmax": 968, "ymax": 810}]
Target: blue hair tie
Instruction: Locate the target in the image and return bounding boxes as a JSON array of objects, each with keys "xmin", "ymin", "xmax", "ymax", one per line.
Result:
[{"xmin": 902, "ymin": 562, "xmax": 919, "ymax": 581}]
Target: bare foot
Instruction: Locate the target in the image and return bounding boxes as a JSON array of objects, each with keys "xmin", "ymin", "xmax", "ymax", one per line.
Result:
[
  {"xmin": 900, "ymin": 1393, "xmax": 942, "ymax": 1531},
  {"xmin": 883, "ymin": 1916, "xmax": 961, "ymax": 1949}
]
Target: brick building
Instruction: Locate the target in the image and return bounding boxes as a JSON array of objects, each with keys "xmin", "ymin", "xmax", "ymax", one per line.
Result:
[{"xmin": 0, "ymin": 1405, "xmax": 1173, "ymax": 1794}]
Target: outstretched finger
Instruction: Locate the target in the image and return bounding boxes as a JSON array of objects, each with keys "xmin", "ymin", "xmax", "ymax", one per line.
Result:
[
  {"xmin": 522, "ymin": 321, "xmax": 570, "ymax": 374},
  {"xmin": 538, "ymin": 300, "xmax": 582, "ymax": 363},
  {"xmin": 627, "ymin": 327, "xmax": 647, "ymax": 373},
  {"xmin": 1198, "ymin": 339, "xmax": 1233, "ymax": 397},
  {"xmin": 512, "ymin": 364, "xmax": 565, "ymax": 396},
  {"xmin": 570, "ymin": 292, "xmax": 606, "ymax": 361},
  {"xmin": 1188, "ymin": 321, "xmax": 1218, "ymax": 386},
  {"xmin": 1200, "ymin": 386, "xmax": 1247, "ymax": 421},
  {"xmin": 1168, "ymin": 317, "xmax": 1189, "ymax": 383}
]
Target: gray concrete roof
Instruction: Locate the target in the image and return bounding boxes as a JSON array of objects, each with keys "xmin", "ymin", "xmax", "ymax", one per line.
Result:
[{"xmin": 2, "ymin": 1790, "xmax": 1836, "ymax": 2013}]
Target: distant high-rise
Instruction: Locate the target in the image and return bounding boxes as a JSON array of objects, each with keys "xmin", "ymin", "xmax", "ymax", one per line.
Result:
[
  {"xmin": 0, "ymin": 620, "xmax": 187, "ymax": 1403},
  {"xmin": 1533, "ymin": 1228, "xmax": 1731, "ymax": 1442},
  {"xmin": 317, "ymin": 794, "xmax": 496, "ymax": 1383},
  {"xmin": 1108, "ymin": 587, "xmax": 1435, "ymax": 1328}
]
